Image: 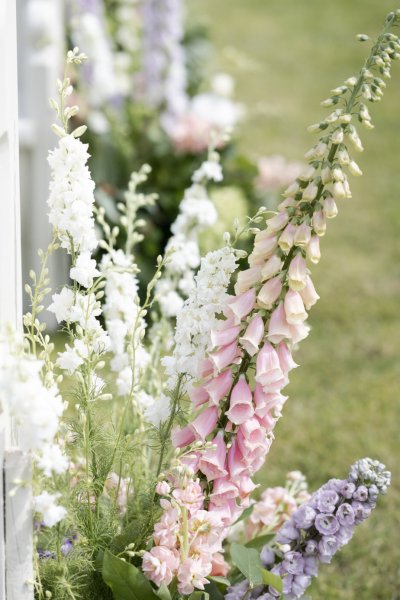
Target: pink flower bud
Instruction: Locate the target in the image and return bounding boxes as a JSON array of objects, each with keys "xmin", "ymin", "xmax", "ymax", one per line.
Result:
[
  {"xmin": 300, "ymin": 276, "xmax": 320, "ymax": 310},
  {"xmin": 156, "ymin": 481, "xmax": 171, "ymax": 496},
  {"xmin": 307, "ymin": 235, "xmax": 321, "ymax": 264},
  {"xmin": 210, "ymin": 341, "xmax": 240, "ymax": 372},
  {"xmin": 226, "ymin": 375, "xmax": 254, "ymax": 425},
  {"xmin": 257, "ymin": 276, "xmax": 282, "ymax": 310},
  {"xmin": 312, "ymin": 210, "xmax": 327, "ymax": 236},
  {"xmin": 188, "ymin": 384, "xmax": 209, "ymax": 408},
  {"xmin": 288, "ymin": 254, "xmax": 307, "ymax": 291},
  {"xmin": 226, "ymin": 289, "xmax": 256, "ymax": 324},
  {"xmin": 266, "ymin": 212, "xmax": 289, "ymax": 234},
  {"xmin": 191, "ymin": 406, "xmax": 219, "ymax": 440},
  {"xmin": 210, "ymin": 324, "xmax": 241, "ymax": 349},
  {"xmin": 261, "ymin": 254, "xmax": 283, "ymax": 281},
  {"xmin": 276, "ymin": 341, "xmax": 299, "ymax": 372},
  {"xmin": 267, "ymin": 302, "xmax": 291, "ymax": 344},
  {"xmin": 204, "ymin": 369, "xmax": 233, "ymax": 405},
  {"xmin": 294, "ymin": 222, "xmax": 312, "ymax": 247},
  {"xmin": 323, "ymin": 196, "xmax": 338, "ymax": 219},
  {"xmin": 278, "ymin": 222, "xmax": 297, "ymax": 253},
  {"xmin": 199, "ymin": 431, "xmax": 228, "ymax": 481},
  {"xmin": 235, "ymin": 266, "xmax": 262, "ymax": 295},
  {"xmin": 239, "ymin": 314, "xmax": 264, "ymax": 356},
  {"xmin": 284, "ymin": 289, "xmax": 308, "ymax": 324},
  {"xmin": 255, "ymin": 342, "xmax": 284, "ymax": 388}
]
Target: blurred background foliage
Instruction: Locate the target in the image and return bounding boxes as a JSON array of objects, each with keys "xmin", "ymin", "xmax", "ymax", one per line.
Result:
[{"xmin": 191, "ymin": 0, "xmax": 400, "ymax": 597}]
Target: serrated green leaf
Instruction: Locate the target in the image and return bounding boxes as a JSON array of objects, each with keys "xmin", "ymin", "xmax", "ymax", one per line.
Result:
[
  {"xmin": 261, "ymin": 568, "xmax": 283, "ymax": 593},
  {"xmin": 245, "ymin": 533, "xmax": 274, "ymax": 550},
  {"xmin": 102, "ymin": 550, "xmax": 159, "ymax": 600},
  {"xmin": 230, "ymin": 543, "xmax": 263, "ymax": 587}
]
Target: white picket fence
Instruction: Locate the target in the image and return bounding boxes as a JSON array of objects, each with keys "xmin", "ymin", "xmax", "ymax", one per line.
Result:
[{"xmin": 1, "ymin": 0, "xmax": 64, "ymax": 598}]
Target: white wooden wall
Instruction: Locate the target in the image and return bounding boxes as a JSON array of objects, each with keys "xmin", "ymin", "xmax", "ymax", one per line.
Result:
[{"xmin": 1, "ymin": 0, "xmax": 35, "ymax": 598}]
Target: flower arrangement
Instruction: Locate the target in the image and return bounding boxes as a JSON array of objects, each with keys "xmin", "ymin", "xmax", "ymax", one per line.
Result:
[{"xmin": 1, "ymin": 8, "xmax": 399, "ymax": 600}]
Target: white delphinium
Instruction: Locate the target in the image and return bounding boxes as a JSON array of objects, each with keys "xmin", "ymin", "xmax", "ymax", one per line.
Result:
[
  {"xmin": 162, "ymin": 245, "xmax": 238, "ymax": 389},
  {"xmin": 155, "ymin": 145, "xmax": 223, "ymax": 318},
  {"xmin": 34, "ymin": 491, "xmax": 67, "ymax": 528}
]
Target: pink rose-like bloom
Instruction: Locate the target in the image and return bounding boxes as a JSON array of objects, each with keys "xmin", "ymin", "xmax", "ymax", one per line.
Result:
[
  {"xmin": 226, "ymin": 289, "xmax": 256, "ymax": 324},
  {"xmin": 172, "ymin": 480, "xmax": 204, "ymax": 513},
  {"xmin": 156, "ymin": 481, "xmax": 171, "ymax": 496},
  {"xmin": 284, "ymin": 289, "xmax": 308, "ymax": 325},
  {"xmin": 239, "ymin": 313, "xmax": 264, "ymax": 356},
  {"xmin": 226, "ymin": 375, "xmax": 254, "ymax": 425},
  {"xmin": 267, "ymin": 302, "xmax": 292, "ymax": 344},
  {"xmin": 210, "ymin": 341, "xmax": 240, "ymax": 372},
  {"xmin": 142, "ymin": 546, "xmax": 180, "ymax": 587},
  {"xmin": 204, "ymin": 369, "xmax": 233, "ymax": 405},
  {"xmin": 257, "ymin": 276, "xmax": 283, "ymax": 310},
  {"xmin": 288, "ymin": 254, "xmax": 308, "ymax": 291},
  {"xmin": 199, "ymin": 431, "xmax": 228, "ymax": 481}
]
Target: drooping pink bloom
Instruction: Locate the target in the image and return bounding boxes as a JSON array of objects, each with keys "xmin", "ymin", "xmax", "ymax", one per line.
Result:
[
  {"xmin": 235, "ymin": 266, "xmax": 262, "ymax": 295},
  {"xmin": 289, "ymin": 321, "xmax": 311, "ymax": 344},
  {"xmin": 284, "ymin": 289, "xmax": 308, "ymax": 325},
  {"xmin": 268, "ymin": 302, "xmax": 291, "ymax": 344},
  {"xmin": 239, "ymin": 313, "xmax": 264, "ymax": 356},
  {"xmin": 256, "ymin": 411, "xmax": 277, "ymax": 432},
  {"xmin": 266, "ymin": 212, "xmax": 289, "ymax": 234},
  {"xmin": 294, "ymin": 222, "xmax": 312, "ymax": 247},
  {"xmin": 255, "ymin": 342, "xmax": 284, "ymax": 388},
  {"xmin": 288, "ymin": 253, "xmax": 308, "ymax": 291},
  {"xmin": 237, "ymin": 418, "xmax": 272, "ymax": 469},
  {"xmin": 254, "ymin": 383, "xmax": 288, "ymax": 418},
  {"xmin": 278, "ymin": 222, "xmax": 297, "ymax": 253},
  {"xmin": 142, "ymin": 546, "xmax": 180, "ymax": 587},
  {"xmin": 210, "ymin": 324, "xmax": 242, "ymax": 349},
  {"xmin": 210, "ymin": 553, "xmax": 230, "ymax": 576},
  {"xmin": 322, "ymin": 196, "xmax": 338, "ymax": 218},
  {"xmin": 227, "ymin": 437, "xmax": 247, "ymax": 478},
  {"xmin": 312, "ymin": 209, "xmax": 327, "ymax": 236},
  {"xmin": 210, "ymin": 341, "xmax": 240, "ymax": 372},
  {"xmin": 199, "ymin": 431, "xmax": 228, "ymax": 481},
  {"xmin": 199, "ymin": 358, "xmax": 214, "ymax": 379},
  {"xmin": 172, "ymin": 480, "xmax": 204, "ymax": 512},
  {"xmin": 226, "ymin": 289, "xmax": 256, "ymax": 324},
  {"xmin": 210, "ymin": 477, "xmax": 239, "ymax": 505},
  {"xmin": 204, "ymin": 368, "xmax": 233, "ymax": 405},
  {"xmin": 237, "ymin": 474, "xmax": 259, "ymax": 503},
  {"xmin": 307, "ymin": 235, "xmax": 321, "ymax": 264},
  {"xmin": 172, "ymin": 425, "xmax": 196, "ymax": 448},
  {"xmin": 300, "ymin": 275, "xmax": 320, "ymax": 310},
  {"xmin": 191, "ymin": 406, "xmax": 219, "ymax": 440},
  {"xmin": 261, "ymin": 254, "xmax": 283, "ymax": 281},
  {"xmin": 249, "ymin": 232, "xmax": 278, "ymax": 266},
  {"xmin": 188, "ymin": 384, "xmax": 209, "ymax": 408},
  {"xmin": 226, "ymin": 375, "xmax": 254, "ymax": 425},
  {"xmin": 276, "ymin": 341, "xmax": 299, "ymax": 373},
  {"xmin": 257, "ymin": 276, "xmax": 283, "ymax": 310}
]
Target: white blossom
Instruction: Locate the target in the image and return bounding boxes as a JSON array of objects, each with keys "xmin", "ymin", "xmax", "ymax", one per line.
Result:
[
  {"xmin": 37, "ymin": 443, "xmax": 69, "ymax": 477},
  {"xmin": 48, "ymin": 287, "xmax": 75, "ymax": 323},
  {"xmin": 70, "ymin": 251, "xmax": 100, "ymax": 288},
  {"xmin": 34, "ymin": 491, "xmax": 67, "ymax": 528}
]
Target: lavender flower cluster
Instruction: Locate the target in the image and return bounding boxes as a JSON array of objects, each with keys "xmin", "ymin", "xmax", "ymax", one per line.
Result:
[{"xmin": 226, "ymin": 458, "xmax": 390, "ymax": 600}]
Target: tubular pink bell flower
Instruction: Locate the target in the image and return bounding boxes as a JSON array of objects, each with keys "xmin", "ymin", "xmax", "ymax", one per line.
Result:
[
  {"xmin": 227, "ymin": 438, "xmax": 247, "ymax": 478},
  {"xmin": 257, "ymin": 276, "xmax": 282, "ymax": 310},
  {"xmin": 312, "ymin": 210, "xmax": 327, "ymax": 236},
  {"xmin": 294, "ymin": 222, "xmax": 312, "ymax": 247},
  {"xmin": 254, "ymin": 383, "xmax": 288, "ymax": 418},
  {"xmin": 284, "ymin": 289, "xmax": 308, "ymax": 325},
  {"xmin": 278, "ymin": 222, "xmax": 297, "ymax": 253},
  {"xmin": 300, "ymin": 275, "xmax": 320, "ymax": 309},
  {"xmin": 210, "ymin": 341, "xmax": 240, "ymax": 372},
  {"xmin": 210, "ymin": 477, "xmax": 239, "ymax": 505},
  {"xmin": 239, "ymin": 313, "xmax": 264, "ymax": 356},
  {"xmin": 204, "ymin": 369, "xmax": 233, "ymax": 405},
  {"xmin": 276, "ymin": 341, "xmax": 299, "ymax": 373},
  {"xmin": 210, "ymin": 324, "xmax": 242, "ymax": 349},
  {"xmin": 261, "ymin": 254, "xmax": 283, "ymax": 281},
  {"xmin": 199, "ymin": 431, "xmax": 228, "ymax": 481},
  {"xmin": 267, "ymin": 302, "xmax": 291, "ymax": 344},
  {"xmin": 226, "ymin": 375, "xmax": 254, "ymax": 425},
  {"xmin": 307, "ymin": 235, "xmax": 321, "ymax": 264},
  {"xmin": 235, "ymin": 266, "xmax": 262, "ymax": 295},
  {"xmin": 191, "ymin": 406, "xmax": 219, "ymax": 440},
  {"xmin": 255, "ymin": 342, "xmax": 284, "ymax": 388},
  {"xmin": 188, "ymin": 384, "xmax": 209, "ymax": 408},
  {"xmin": 226, "ymin": 289, "xmax": 256, "ymax": 325},
  {"xmin": 266, "ymin": 212, "xmax": 289, "ymax": 234},
  {"xmin": 172, "ymin": 425, "xmax": 196, "ymax": 448},
  {"xmin": 289, "ymin": 321, "xmax": 311, "ymax": 344},
  {"xmin": 288, "ymin": 254, "xmax": 308, "ymax": 291}
]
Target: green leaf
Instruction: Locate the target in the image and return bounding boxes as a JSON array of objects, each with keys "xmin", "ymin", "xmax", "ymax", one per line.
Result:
[
  {"xmin": 245, "ymin": 533, "xmax": 275, "ymax": 550},
  {"xmin": 207, "ymin": 576, "xmax": 230, "ymax": 589},
  {"xmin": 188, "ymin": 592, "xmax": 210, "ymax": 600},
  {"xmin": 230, "ymin": 543, "xmax": 263, "ymax": 587},
  {"xmin": 204, "ymin": 580, "xmax": 225, "ymax": 600},
  {"xmin": 102, "ymin": 550, "xmax": 159, "ymax": 600},
  {"xmin": 261, "ymin": 568, "xmax": 283, "ymax": 593},
  {"xmin": 233, "ymin": 504, "xmax": 254, "ymax": 525},
  {"xmin": 156, "ymin": 583, "xmax": 172, "ymax": 600}
]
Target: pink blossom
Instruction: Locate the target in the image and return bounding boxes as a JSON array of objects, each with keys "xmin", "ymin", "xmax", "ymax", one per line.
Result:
[
  {"xmin": 266, "ymin": 212, "xmax": 289, "ymax": 234},
  {"xmin": 288, "ymin": 254, "xmax": 308, "ymax": 291},
  {"xmin": 239, "ymin": 313, "xmax": 264, "ymax": 356},
  {"xmin": 254, "ymin": 384, "xmax": 287, "ymax": 418},
  {"xmin": 289, "ymin": 321, "xmax": 311, "ymax": 344},
  {"xmin": 245, "ymin": 486, "xmax": 298, "ymax": 539},
  {"xmin": 172, "ymin": 480, "xmax": 204, "ymax": 512},
  {"xmin": 300, "ymin": 275, "xmax": 320, "ymax": 310},
  {"xmin": 172, "ymin": 425, "xmax": 196, "ymax": 448},
  {"xmin": 267, "ymin": 302, "xmax": 291, "ymax": 344},
  {"xmin": 199, "ymin": 431, "xmax": 228, "ymax": 481},
  {"xmin": 226, "ymin": 289, "xmax": 256, "ymax": 324},
  {"xmin": 294, "ymin": 222, "xmax": 312, "ymax": 247},
  {"xmin": 257, "ymin": 276, "xmax": 282, "ymax": 310},
  {"xmin": 322, "ymin": 196, "xmax": 338, "ymax": 218},
  {"xmin": 307, "ymin": 235, "xmax": 321, "ymax": 264},
  {"xmin": 210, "ymin": 477, "xmax": 239, "ymax": 505},
  {"xmin": 209, "ymin": 341, "xmax": 240, "ymax": 372},
  {"xmin": 204, "ymin": 369, "xmax": 233, "ymax": 405},
  {"xmin": 278, "ymin": 222, "xmax": 297, "ymax": 253},
  {"xmin": 235, "ymin": 266, "xmax": 262, "ymax": 295},
  {"xmin": 226, "ymin": 376, "xmax": 254, "ymax": 425},
  {"xmin": 255, "ymin": 342, "xmax": 284, "ymax": 388},
  {"xmin": 156, "ymin": 481, "xmax": 171, "ymax": 496},
  {"xmin": 191, "ymin": 406, "xmax": 219, "ymax": 440},
  {"xmin": 188, "ymin": 385, "xmax": 209, "ymax": 408},
  {"xmin": 276, "ymin": 341, "xmax": 299, "ymax": 373},
  {"xmin": 261, "ymin": 255, "xmax": 283, "ymax": 281},
  {"xmin": 210, "ymin": 552, "xmax": 230, "ymax": 576},
  {"xmin": 312, "ymin": 210, "xmax": 327, "ymax": 236},
  {"xmin": 142, "ymin": 546, "xmax": 180, "ymax": 587},
  {"xmin": 177, "ymin": 557, "xmax": 210, "ymax": 595},
  {"xmin": 210, "ymin": 324, "xmax": 241, "ymax": 349},
  {"xmin": 249, "ymin": 233, "xmax": 278, "ymax": 266},
  {"xmin": 284, "ymin": 289, "xmax": 308, "ymax": 325},
  {"xmin": 227, "ymin": 438, "xmax": 247, "ymax": 478}
]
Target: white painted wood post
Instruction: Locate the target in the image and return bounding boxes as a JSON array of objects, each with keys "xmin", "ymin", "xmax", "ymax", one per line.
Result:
[{"xmin": 0, "ymin": 0, "xmax": 34, "ymax": 598}]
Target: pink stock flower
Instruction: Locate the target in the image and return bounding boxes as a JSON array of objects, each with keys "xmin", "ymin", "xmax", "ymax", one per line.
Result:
[
  {"xmin": 226, "ymin": 375, "xmax": 254, "ymax": 425},
  {"xmin": 204, "ymin": 369, "xmax": 233, "ymax": 405},
  {"xmin": 300, "ymin": 275, "xmax": 320, "ymax": 309},
  {"xmin": 257, "ymin": 276, "xmax": 283, "ymax": 310},
  {"xmin": 226, "ymin": 289, "xmax": 256, "ymax": 324},
  {"xmin": 284, "ymin": 289, "xmax": 308, "ymax": 325},
  {"xmin": 210, "ymin": 552, "xmax": 230, "ymax": 576},
  {"xmin": 177, "ymin": 557, "xmax": 210, "ymax": 595},
  {"xmin": 267, "ymin": 302, "xmax": 291, "ymax": 344},
  {"xmin": 156, "ymin": 481, "xmax": 171, "ymax": 496},
  {"xmin": 199, "ymin": 431, "xmax": 228, "ymax": 481},
  {"xmin": 239, "ymin": 313, "xmax": 264, "ymax": 356},
  {"xmin": 261, "ymin": 255, "xmax": 283, "ymax": 281},
  {"xmin": 288, "ymin": 254, "xmax": 308, "ymax": 291},
  {"xmin": 191, "ymin": 406, "xmax": 219, "ymax": 440},
  {"xmin": 142, "ymin": 546, "xmax": 180, "ymax": 587},
  {"xmin": 245, "ymin": 486, "xmax": 298, "ymax": 539},
  {"xmin": 235, "ymin": 266, "xmax": 263, "ymax": 295},
  {"xmin": 210, "ymin": 341, "xmax": 240, "ymax": 372},
  {"xmin": 172, "ymin": 480, "xmax": 204, "ymax": 513},
  {"xmin": 154, "ymin": 506, "xmax": 180, "ymax": 547},
  {"xmin": 210, "ymin": 324, "xmax": 242, "ymax": 349}
]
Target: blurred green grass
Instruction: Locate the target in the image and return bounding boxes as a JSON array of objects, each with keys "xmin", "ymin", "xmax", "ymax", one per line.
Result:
[{"xmin": 194, "ymin": 0, "xmax": 400, "ymax": 598}]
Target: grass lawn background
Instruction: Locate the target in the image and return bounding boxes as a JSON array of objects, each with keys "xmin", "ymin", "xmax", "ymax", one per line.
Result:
[{"xmin": 191, "ymin": 1, "xmax": 400, "ymax": 598}]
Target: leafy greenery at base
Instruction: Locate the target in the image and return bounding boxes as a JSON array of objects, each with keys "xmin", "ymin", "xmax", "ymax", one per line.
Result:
[{"xmin": 197, "ymin": 1, "xmax": 400, "ymax": 598}]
